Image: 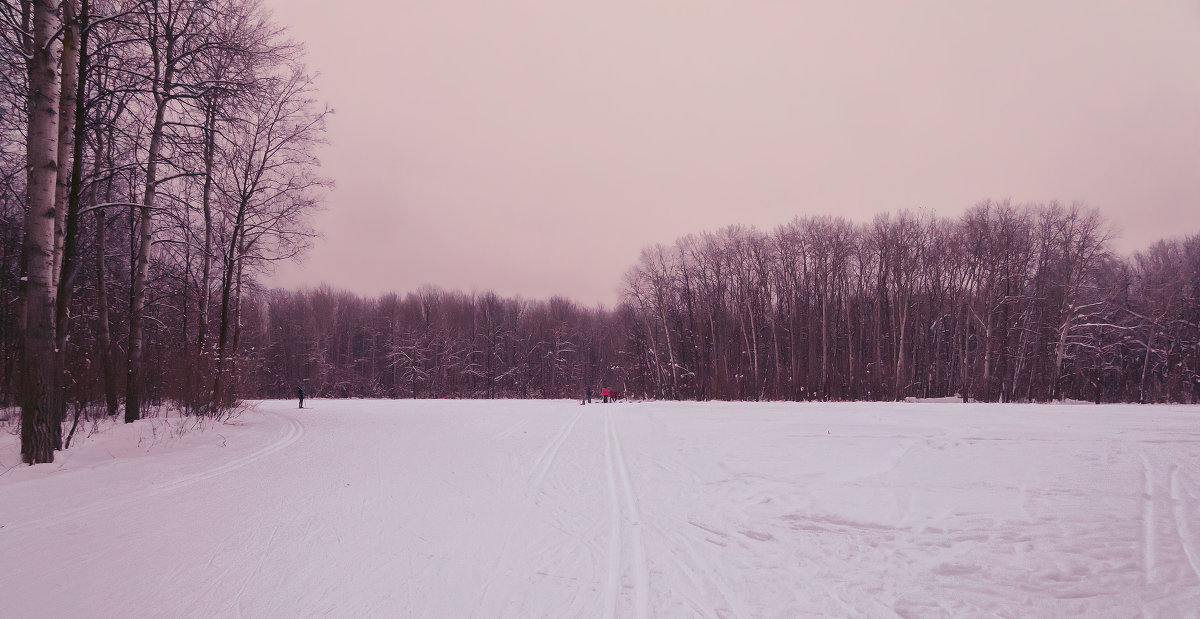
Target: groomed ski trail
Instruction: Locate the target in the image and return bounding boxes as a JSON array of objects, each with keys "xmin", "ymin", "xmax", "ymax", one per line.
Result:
[
  {"xmin": 603, "ymin": 408, "xmax": 650, "ymax": 619},
  {"xmin": 2, "ymin": 409, "xmax": 304, "ymax": 534}
]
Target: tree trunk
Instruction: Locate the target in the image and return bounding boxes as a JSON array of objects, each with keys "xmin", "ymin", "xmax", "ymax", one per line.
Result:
[
  {"xmin": 20, "ymin": 0, "xmax": 62, "ymax": 464},
  {"xmin": 126, "ymin": 111, "xmax": 164, "ymax": 422},
  {"xmin": 126, "ymin": 25, "xmax": 177, "ymax": 422},
  {"xmin": 659, "ymin": 302, "xmax": 677, "ymax": 399},
  {"xmin": 894, "ymin": 291, "xmax": 909, "ymax": 401},
  {"xmin": 820, "ymin": 287, "xmax": 829, "ymax": 398},
  {"xmin": 177, "ymin": 98, "xmax": 216, "ymax": 414},
  {"xmin": 737, "ymin": 305, "xmax": 752, "ymax": 400},
  {"xmin": 95, "ymin": 207, "xmax": 119, "ymax": 416},
  {"xmin": 229, "ymin": 242, "xmax": 246, "ymax": 394},
  {"xmin": 845, "ymin": 289, "xmax": 855, "ymax": 400},
  {"xmin": 212, "ymin": 200, "xmax": 247, "ymax": 408},
  {"xmin": 1051, "ymin": 314, "xmax": 1070, "ymax": 401},
  {"xmin": 982, "ymin": 308, "xmax": 994, "ymax": 402},
  {"xmin": 197, "ymin": 97, "xmax": 217, "ymax": 357},
  {"xmin": 45, "ymin": 0, "xmax": 79, "ymax": 450},
  {"xmin": 961, "ymin": 297, "xmax": 970, "ymax": 403},
  {"xmin": 770, "ymin": 300, "xmax": 781, "ymax": 400},
  {"xmin": 51, "ymin": 0, "xmax": 79, "ymax": 294},
  {"xmin": 53, "ymin": 0, "xmax": 89, "ymax": 444},
  {"xmin": 711, "ymin": 315, "xmax": 723, "ymax": 399},
  {"xmin": 1140, "ymin": 330, "xmax": 1155, "ymax": 404}
]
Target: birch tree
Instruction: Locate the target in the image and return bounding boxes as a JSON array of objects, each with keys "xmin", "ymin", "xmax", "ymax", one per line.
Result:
[{"xmin": 18, "ymin": 0, "xmax": 61, "ymax": 463}]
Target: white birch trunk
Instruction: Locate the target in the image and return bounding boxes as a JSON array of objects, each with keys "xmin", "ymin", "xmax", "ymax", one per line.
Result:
[
  {"xmin": 51, "ymin": 0, "xmax": 79, "ymax": 293},
  {"xmin": 20, "ymin": 0, "xmax": 62, "ymax": 464}
]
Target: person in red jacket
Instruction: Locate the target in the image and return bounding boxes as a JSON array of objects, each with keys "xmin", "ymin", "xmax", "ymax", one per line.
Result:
[{"xmin": 602, "ymin": 387, "xmax": 611, "ymax": 403}]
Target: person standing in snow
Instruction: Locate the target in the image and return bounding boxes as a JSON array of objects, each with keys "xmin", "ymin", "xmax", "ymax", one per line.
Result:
[
  {"xmin": 297, "ymin": 386, "xmax": 305, "ymax": 409},
  {"xmin": 586, "ymin": 386, "xmax": 593, "ymax": 403}
]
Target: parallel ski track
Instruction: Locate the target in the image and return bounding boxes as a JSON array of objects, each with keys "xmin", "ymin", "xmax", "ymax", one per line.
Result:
[
  {"xmin": 473, "ymin": 409, "xmax": 583, "ymax": 617},
  {"xmin": 602, "ymin": 411, "xmax": 622, "ymax": 619},
  {"xmin": 528, "ymin": 410, "xmax": 583, "ymax": 499},
  {"xmin": 1, "ymin": 409, "xmax": 305, "ymax": 534},
  {"xmin": 603, "ymin": 409, "xmax": 649, "ymax": 619}
]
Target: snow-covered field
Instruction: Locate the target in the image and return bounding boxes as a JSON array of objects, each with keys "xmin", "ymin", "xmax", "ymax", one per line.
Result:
[{"xmin": 3, "ymin": 399, "xmax": 1200, "ymax": 617}]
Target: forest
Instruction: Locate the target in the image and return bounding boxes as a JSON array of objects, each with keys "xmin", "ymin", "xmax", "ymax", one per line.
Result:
[
  {"xmin": 227, "ymin": 203, "xmax": 1200, "ymax": 408},
  {"xmin": 2, "ymin": 0, "xmax": 328, "ymax": 462},
  {"xmin": 3, "ymin": 1, "xmax": 1199, "ymax": 466}
]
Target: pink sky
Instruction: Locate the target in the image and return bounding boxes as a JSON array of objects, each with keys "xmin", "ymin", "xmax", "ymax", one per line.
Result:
[{"xmin": 264, "ymin": 0, "xmax": 1200, "ymax": 307}]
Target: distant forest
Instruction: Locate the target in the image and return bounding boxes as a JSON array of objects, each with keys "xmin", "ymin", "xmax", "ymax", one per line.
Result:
[
  {"xmin": 3, "ymin": 2, "xmax": 1199, "ymax": 466},
  {"xmin": 226, "ymin": 202, "xmax": 1200, "ymax": 405}
]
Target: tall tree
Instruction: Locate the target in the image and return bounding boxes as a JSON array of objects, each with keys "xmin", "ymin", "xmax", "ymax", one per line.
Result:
[
  {"xmin": 125, "ymin": 0, "xmax": 224, "ymax": 421},
  {"xmin": 19, "ymin": 0, "xmax": 62, "ymax": 463},
  {"xmin": 211, "ymin": 61, "xmax": 328, "ymax": 407}
]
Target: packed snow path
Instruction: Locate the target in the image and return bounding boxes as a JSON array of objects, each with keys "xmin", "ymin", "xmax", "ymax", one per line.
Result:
[{"xmin": 3, "ymin": 400, "xmax": 1200, "ymax": 617}]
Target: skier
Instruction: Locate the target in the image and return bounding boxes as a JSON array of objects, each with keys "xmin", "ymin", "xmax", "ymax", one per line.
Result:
[
  {"xmin": 297, "ymin": 386, "xmax": 305, "ymax": 409},
  {"xmin": 586, "ymin": 386, "xmax": 593, "ymax": 404}
]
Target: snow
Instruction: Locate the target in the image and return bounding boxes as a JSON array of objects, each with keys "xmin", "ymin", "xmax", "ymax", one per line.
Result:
[{"xmin": 3, "ymin": 399, "xmax": 1200, "ymax": 617}]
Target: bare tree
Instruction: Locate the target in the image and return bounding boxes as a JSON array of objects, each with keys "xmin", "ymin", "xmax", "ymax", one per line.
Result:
[
  {"xmin": 18, "ymin": 0, "xmax": 61, "ymax": 463},
  {"xmin": 210, "ymin": 60, "xmax": 328, "ymax": 407}
]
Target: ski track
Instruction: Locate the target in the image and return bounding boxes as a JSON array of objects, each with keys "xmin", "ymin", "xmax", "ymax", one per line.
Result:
[
  {"xmin": 473, "ymin": 410, "xmax": 582, "ymax": 617},
  {"xmin": 527, "ymin": 410, "xmax": 582, "ymax": 499},
  {"xmin": 657, "ymin": 522, "xmax": 746, "ymax": 618},
  {"xmin": 1, "ymin": 409, "xmax": 304, "ymax": 534},
  {"xmin": 495, "ymin": 417, "xmax": 530, "ymax": 440},
  {"xmin": 1144, "ymin": 454, "xmax": 1157, "ymax": 585},
  {"xmin": 1170, "ymin": 466, "xmax": 1200, "ymax": 582},
  {"xmin": 600, "ymin": 410, "xmax": 649, "ymax": 618},
  {"xmin": 602, "ymin": 411, "xmax": 622, "ymax": 619},
  {"xmin": 659, "ymin": 548, "xmax": 713, "ymax": 617},
  {"xmin": 234, "ymin": 522, "xmax": 282, "ymax": 615},
  {"xmin": 529, "ymin": 532, "xmax": 594, "ymax": 619},
  {"xmin": 609, "ymin": 410, "xmax": 650, "ymax": 619}
]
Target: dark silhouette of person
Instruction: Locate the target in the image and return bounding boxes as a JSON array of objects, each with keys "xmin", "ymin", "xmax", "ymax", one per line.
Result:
[
  {"xmin": 297, "ymin": 386, "xmax": 305, "ymax": 409},
  {"xmin": 586, "ymin": 387, "xmax": 593, "ymax": 403}
]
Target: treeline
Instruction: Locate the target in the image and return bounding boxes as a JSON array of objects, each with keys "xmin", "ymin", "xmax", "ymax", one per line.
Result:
[
  {"xmin": 2, "ymin": 0, "xmax": 327, "ymax": 462},
  {"xmin": 227, "ymin": 202, "xmax": 1198, "ymax": 406},
  {"xmin": 622, "ymin": 203, "xmax": 1199, "ymax": 404},
  {"xmin": 235, "ymin": 288, "xmax": 627, "ymax": 400}
]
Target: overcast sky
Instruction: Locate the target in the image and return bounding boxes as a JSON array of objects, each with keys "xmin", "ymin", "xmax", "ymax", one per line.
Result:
[{"xmin": 263, "ymin": 0, "xmax": 1200, "ymax": 307}]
